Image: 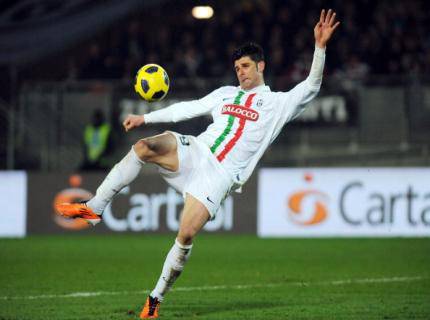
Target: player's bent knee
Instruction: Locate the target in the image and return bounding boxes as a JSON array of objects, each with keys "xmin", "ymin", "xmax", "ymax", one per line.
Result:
[{"xmin": 133, "ymin": 139, "xmax": 151, "ymax": 160}]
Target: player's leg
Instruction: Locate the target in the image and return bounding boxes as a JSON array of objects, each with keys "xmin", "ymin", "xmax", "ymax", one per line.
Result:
[
  {"xmin": 133, "ymin": 131, "xmax": 179, "ymax": 171},
  {"xmin": 140, "ymin": 194, "xmax": 210, "ymax": 319},
  {"xmin": 56, "ymin": 132, "xmax": 178, "ymax": 223},
  {"xmin": 152, "ymin": 193, "xmax": 210, "ymax": 296},
  {"xmin": 87, "ymin": 131, "xmax": 178, "ymax": 213}
]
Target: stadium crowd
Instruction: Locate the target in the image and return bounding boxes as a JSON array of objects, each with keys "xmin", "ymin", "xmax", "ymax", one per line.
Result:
[{"xmin": 66, "ymin": 0, "xmax": 429, "ymax": 87}]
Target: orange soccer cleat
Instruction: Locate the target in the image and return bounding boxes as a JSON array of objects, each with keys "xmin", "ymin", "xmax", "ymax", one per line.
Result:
[
  {"xmin": 55, "ymin": 202, "xmax": 101, "ymax": 226},
  {"xmin": 140, "ymin": 296, "xmax": 161, "ymax": 319}
]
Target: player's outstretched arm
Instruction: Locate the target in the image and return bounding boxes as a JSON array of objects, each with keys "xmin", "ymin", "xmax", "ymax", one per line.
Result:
[
  {"xmin": 134, "ymin": 87, "xmax": 225, "ymax": 126},
  {"xmin": 123, "ymin": 97, "xmax": 215, "ymax": 132},
  {"xmin": 314, "ymin": 9, "xmax": 340, "ymax": 49},
  {"xmin": 305, "ymin": 9, "xmax": 340, "ymax": 90},
  {"xmin": 122, "ymin": 90, "xmax": 219, "ymax": 132},
  {"xmin": 279, "ymin": 9, "xmax": 340, "ymax": 121}
]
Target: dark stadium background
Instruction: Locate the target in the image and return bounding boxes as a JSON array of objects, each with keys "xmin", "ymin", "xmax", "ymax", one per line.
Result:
[
  {"xmin": 0, "ymin": 1, "xmax": 429, "ymax": 319},
  {"xmin": 1, "ymin": 0, "xmax": 430, "ymax": 170}
]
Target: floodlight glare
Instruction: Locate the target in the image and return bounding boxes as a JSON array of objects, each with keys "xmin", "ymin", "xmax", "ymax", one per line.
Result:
[{"xmin": 192, "ymin": 6, "xmax": 214, "ymax": 19}]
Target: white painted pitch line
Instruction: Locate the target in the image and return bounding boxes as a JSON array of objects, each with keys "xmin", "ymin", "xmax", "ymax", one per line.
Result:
[{"xmin": 0, "ymin": 276, "xmax": 426, "ymax": 301}]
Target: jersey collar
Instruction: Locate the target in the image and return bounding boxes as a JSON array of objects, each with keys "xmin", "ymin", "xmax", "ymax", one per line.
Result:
[{"xmin": 239, "ymin": 84, "xmax": 271, "ymax": 93}]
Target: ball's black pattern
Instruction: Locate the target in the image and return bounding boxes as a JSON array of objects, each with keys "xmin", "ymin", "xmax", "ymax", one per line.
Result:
[
  {"xmin": 141, "ymin": 79, "xmax": 149, "ymax": 93},
  {"xmin": 145, "ymin": 66, "xmax": 159, "ymax": 74},
  {"xmin": 152, "ymin": 90, "xmax": 166, "ymax": 100}
]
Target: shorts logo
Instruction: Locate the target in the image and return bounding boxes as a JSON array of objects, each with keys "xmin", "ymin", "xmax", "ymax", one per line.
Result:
[
  {"xmin": 222, "ymin": 104, "xmax": 259, "ymax": 121},
  {"xmin": 179, "ymin": 136, "xmax": 190, "ymax": 146}
]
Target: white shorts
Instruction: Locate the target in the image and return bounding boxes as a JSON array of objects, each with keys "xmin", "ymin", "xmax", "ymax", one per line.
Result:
[{"xmin": 158, "ymin": 131, "xmax": 234, "ymax": 219}]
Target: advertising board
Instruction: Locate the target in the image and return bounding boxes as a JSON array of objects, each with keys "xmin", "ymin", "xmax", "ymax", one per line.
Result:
[
  {"xmin": 0, "ymin": 171, "xmax": 27, "ymax": 237},
  {"xmin": 258, "ymin": 168, "xmax": 430, "ymax": 237},
  {"xmin": 27, "ymin": 172, "xmax": 257, "ymax": 234}
]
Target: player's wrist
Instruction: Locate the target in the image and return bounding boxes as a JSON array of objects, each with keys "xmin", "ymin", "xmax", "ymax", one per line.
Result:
[
  {"xmin": 314, "ymin": 44, "xmax": 326, "ymax": 59},
  {"xmin": 143, "ymin": 113, "xmax": 153, "ymax": 124},
  {"xmin": 315, "ymin": 41, "xmax": 326, "ymax": 49}
]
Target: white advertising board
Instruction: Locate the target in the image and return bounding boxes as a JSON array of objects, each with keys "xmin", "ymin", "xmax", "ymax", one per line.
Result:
[
  {"xmin": 258, "ymin": 168, "xmax": 430, "ymax": 237},
  {"xmin": 0, "ymin": 171, "xmax": 27, "ymax": 237}
]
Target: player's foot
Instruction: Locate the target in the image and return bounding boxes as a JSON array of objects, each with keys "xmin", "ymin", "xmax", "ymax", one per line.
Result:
[
  {"xmin": 55, "ymin": 201, "xmax": 101, "ymax": 226},
  {"xmin": 140, "ymin": 295, "xmax": 161, "ymax": 319}
]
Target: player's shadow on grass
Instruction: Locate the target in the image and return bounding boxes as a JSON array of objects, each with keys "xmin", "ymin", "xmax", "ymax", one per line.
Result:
[{"xmin": 128, "ymin": 297, "xmax": 291, "ymax": 319}]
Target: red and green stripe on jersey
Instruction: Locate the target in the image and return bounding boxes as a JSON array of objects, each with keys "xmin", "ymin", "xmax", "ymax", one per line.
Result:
[{"xmin": 210, "ymin": 91, "xmax": 257, "ymax": 162}]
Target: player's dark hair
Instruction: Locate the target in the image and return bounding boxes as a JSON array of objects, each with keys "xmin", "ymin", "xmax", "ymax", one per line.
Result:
[{"xmin": 232, "ymin": 42, "xmax": 265, "ymax": 63}]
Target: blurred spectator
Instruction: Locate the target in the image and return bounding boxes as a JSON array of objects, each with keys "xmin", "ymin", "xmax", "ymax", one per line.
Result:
[
  {"xmin": 341, "ymin": 54, "xmax": 370, "ymax": 81},
  {"xmin": 81, "ymin": 109, "xmax": 114, "ymax": 171},
  {"xmin": 80, "ymin": 43, "xmax": 105, "ymax": 79},
  {"xmin": 24, "ymin": 0, "xmax": 430, "ymax": 83}
]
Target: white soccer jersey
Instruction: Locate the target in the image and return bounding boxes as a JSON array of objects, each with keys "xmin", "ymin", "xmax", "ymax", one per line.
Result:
[{"xmin": 145, "ymin": 47, "xmax": 326, "ymax": 186}]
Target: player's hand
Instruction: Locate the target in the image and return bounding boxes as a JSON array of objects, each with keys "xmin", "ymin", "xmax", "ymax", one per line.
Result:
[
  {"xmin": 314, "ymin": 9, "xmax": 340, "ymax": 49},
  {"xmin": 123, "ymin": 114, "xmax": 145, "ymax": 132}
]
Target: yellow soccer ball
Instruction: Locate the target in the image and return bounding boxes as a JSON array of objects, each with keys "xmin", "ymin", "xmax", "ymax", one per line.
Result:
[{"xmin": 134, "ymin": 64, "xmax": 170, "ymax": 102}]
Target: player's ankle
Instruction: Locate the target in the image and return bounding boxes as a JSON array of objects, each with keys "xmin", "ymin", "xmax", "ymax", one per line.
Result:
[
  {"xmin": 86, "ymin": 197, "xmax": 107, "ymax": 215},
  {"xmin": 149, "ymin": 290, "xmax": 164, "ymax": 302}
]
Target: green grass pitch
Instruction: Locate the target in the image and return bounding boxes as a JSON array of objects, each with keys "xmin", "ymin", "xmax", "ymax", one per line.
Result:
[{"xmin": 1, "ymin": 235, "xmax": 429, "ymax": 319}]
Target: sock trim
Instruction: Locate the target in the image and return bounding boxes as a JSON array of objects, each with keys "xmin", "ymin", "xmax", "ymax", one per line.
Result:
[
  {"xmin": 175, "ymin": 238, "xmax": 193, "ymax": 250},
  {"xmin": 150, "ymin": 290, "xmax": 164, "ymax": 302}
]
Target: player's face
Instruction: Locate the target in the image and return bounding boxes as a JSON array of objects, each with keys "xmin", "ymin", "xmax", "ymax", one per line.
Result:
[{"xmin": 234, "ymin": 56, "xmax": 265, "ymax": 90}]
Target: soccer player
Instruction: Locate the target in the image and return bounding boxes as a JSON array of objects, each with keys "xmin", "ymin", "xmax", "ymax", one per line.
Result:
[{"xmin": 57, "ymin": 9, "xmax": 339, "ymax": 319}]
